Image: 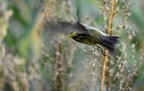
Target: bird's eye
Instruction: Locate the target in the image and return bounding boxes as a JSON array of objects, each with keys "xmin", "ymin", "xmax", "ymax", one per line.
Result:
[{"xmin": 77, "ymin": 34, "xmax": 83, "ymax": 38}]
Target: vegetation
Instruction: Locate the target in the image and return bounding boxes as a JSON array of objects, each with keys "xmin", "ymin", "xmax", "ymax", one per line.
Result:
[{"xmin": 0, "ymin": 0, "xmax": 144, "ymax": 91}]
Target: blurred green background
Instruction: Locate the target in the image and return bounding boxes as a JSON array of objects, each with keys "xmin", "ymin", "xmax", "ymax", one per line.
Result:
[{"xmin": 0, "ymin": 0, "xmax": 144, "ymax": 91}]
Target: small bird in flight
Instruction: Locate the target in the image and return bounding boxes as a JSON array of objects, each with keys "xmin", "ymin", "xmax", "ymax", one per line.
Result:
[{"xmin": 43, "ymin": 20, "xmax": 119, "ymax": 55}]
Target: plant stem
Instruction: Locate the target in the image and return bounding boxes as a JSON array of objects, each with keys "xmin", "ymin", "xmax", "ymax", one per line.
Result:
[
  {"xmin": 106, "ymin": 56, "xmax": 111, "ymax": 91},
  {"xmin": 100, "ymin": 0, "xmax": 115, "ymax": 91},
  {"xmin": 57, "ymin": 43, "xmax": 63, "ymax": 91},
  {"xmin": 100, "ymin": 50, "xmax": 108, "ymax": 91}
]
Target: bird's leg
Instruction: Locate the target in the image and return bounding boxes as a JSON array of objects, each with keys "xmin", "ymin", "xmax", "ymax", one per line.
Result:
[{"xmin": 96, "ymin": 45, "xmax": 107, "ymax": 56}]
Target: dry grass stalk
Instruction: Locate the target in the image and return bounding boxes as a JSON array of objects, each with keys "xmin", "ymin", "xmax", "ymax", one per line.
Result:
[{"xmin": 100, "ymin": 0, "xmax": 115, "ymax": 91}]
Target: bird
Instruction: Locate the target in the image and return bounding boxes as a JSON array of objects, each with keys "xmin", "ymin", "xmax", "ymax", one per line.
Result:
[{"xmin": 43, "ymin": 20, "xmax": 119, "ymax": 55}]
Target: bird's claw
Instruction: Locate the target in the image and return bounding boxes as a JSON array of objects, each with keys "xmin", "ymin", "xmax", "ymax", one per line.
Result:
[{"xmin": 96, "ymin": 45, "xmax": 107, "ymax": 56}]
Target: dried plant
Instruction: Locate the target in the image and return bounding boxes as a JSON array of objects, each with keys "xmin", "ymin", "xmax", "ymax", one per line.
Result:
[{"xmin": 0, "ymin": 0, "xmax": 144, "ymax": 91}]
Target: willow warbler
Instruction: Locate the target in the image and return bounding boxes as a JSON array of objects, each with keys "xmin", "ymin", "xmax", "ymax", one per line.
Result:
[{"xmin": 43, "ymin": 21, "xmax": 119, "ymax": 54}]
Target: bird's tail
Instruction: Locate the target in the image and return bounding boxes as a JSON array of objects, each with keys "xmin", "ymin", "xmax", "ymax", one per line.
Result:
[{"xmin": 98, "ymin": 36, "xmax": 119, "ymax": 54}]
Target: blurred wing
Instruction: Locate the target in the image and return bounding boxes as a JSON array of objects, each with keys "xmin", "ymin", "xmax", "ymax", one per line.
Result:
[
  {"xmin": 72, "ymin": 0, "xmax": 83, "ymax": 23},
  {"xmin": 43, "ymin": 21, "xmax": 91, "ymax": 38}
]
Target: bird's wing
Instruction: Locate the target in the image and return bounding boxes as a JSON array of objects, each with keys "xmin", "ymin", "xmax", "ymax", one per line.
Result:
[{"xmin": 43, "ymin": 21, "xmax": 92, "ymax": 38}]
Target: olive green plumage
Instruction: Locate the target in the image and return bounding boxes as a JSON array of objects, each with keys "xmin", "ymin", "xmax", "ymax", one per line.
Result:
[{"xmin": 43, "ymin": 21, "xmax": 119, "ymax": 54}]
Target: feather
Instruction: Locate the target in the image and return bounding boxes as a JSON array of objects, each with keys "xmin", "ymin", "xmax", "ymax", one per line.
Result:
[
  {"xmin": 98, "ymin": 36, "xmax": 120, "ymax": 54},
  {"xmin": 43, "ymin": 21, "xmax": 92, "ymax": 38}
]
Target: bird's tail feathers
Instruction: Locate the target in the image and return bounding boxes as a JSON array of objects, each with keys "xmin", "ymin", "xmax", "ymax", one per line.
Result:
[{"xmin": 98, "ymin": 36, "xmax": 119, "ymax": 54}]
